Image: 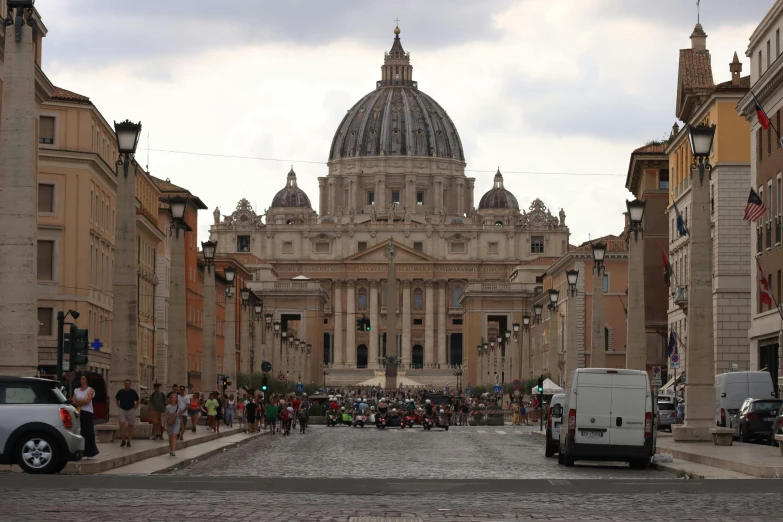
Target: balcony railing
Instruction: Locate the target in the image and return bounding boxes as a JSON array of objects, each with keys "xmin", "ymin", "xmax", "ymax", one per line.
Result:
[
  {"xmin": 758, "ymin": 227, "xmax": 763, "ymax": 253},
  {"xmin": 674, "ymin": 285, "xmax": 688, "ymax": 308},
  {"xmin": 766, "ymin": 223, "xmax": 772, "ymax": 249}
]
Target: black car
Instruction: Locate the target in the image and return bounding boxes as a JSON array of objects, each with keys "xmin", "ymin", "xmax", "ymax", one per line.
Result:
[
  {"xmin": 770, "ymin": 404, "xmax": 783, "ymax": 447},
  {"xmin": 736, "ymin": 398, "xmax": 783, "ymax": 443}
]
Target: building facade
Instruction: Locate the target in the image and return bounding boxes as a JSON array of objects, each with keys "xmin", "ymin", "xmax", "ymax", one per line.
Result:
[
  {"xmin": 210, "ymin": 28, "xmax": 571, "ymax": 386},
  {"xmin": 666, "ymin": 23, "xmax": 752, "ymax": 379},
  {"xmin": 738, "ymin": 0, "xmax": 783, "ymax": 394}
]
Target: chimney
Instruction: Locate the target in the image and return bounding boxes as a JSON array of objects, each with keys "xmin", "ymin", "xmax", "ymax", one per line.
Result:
[
  {"xmin": 690, "ymin": 23, "xmax": 707, "ymax": 52},
  {"xmin": 730, "ymin": 51, "xmax": 742, "ymax": 86}
]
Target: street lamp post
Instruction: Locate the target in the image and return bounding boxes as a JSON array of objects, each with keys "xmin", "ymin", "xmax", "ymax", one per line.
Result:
[
  {"xmin": 167, "ymin": 196, "xmax": 190, "ymax": 388},
  {"xmin": 673, "ymin": 123, "xmax": 716, "ymax": 442},
  {"xmin": 253, "ymin": 299, "xmax": 263, "ymax": 373},
  {"xmin": 280, "ymin": 330, "xmax": 288, "ymax": 375},
  {"xmin": 565, "ymin": 269, "xmax": 579, "ymax": 387},
  {"xmin": 223, "ymin": 267, "xmax": 237, "ymax": 397},
  {"xmin": 110, "ymin": 120, "xmax": 143, "ymax": 414},
  {"xmin": 240, "ymin": 287, "xmax": 251, "ymax": 374},
  {"xmin": 547, "ymin": 289, "xmax": 560, "ymax": 382},
  {"xmin": 591, "ymin": 241, "xmax": 607, "ymax": 368},
  {"xmin": 533, "ymin": 304, "xmax": 543, "ymax": 377},
  {"xmin": 626, "ymin": 199, "xmax": 647, "ymax": 373},
  {"xmin": 201, "ymin": 240, "xmax": 218, "ymax": 394},
  {"xmin": 522, "ymin": 315, "xmax": 531, "ymax": 378}
]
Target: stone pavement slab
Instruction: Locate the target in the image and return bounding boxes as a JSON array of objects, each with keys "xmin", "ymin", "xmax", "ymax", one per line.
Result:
[
  {"xmin": 652, "ymin": 457, "xmax": 755, "ymax": 479},
  {"xmin": 102, "ymin": 431, "xmax": 262, "ymax": 475},
  {"xmin": 657, "ymin": 437, "xmax": 783, "ymax": 478}
]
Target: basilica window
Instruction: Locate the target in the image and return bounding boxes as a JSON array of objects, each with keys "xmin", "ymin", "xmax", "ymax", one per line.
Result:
[
  {"xmin": 413, "ymin": 242, "xmax": 423, "ymax": 253},
  {"xmin": 358, "ymin": 288, "xmax": 368, "ymax": 310},
  {"xmin": 488, "ymin": 242, "xmax": 498, "ymax": 255},
  {"xmin": 315, "ymin": 242, "xmax": 330, "ymax": 254},
  {"xmin": 237, "ymin": 235, "xmax": 250, "ymax": 253},
  {"xmin": 531, "ymin": 236, "xmax": 544, "ymax": 253},
  {"xmin": 494, "ymin": 221, "xmax": 503, "ymax": 227},
  {"xmin": 358, "ymin": 241, "xmax": 367, "ymax": 252},
  {"xmin": 603, "ymin": 273, "xmax": 610, "ymax": 293},
  {"xmin": 416, "ymin": 191, "xmax": 424, "ymax": 205},
  {"xmin": 414, "ymin": 318, "xmax": 423, "ymax": 325},
  {"xmin": 282, "ymin": 241, "xmax": 294, "ymax": 254},
  {"xmin": 367, "ymin": 191, "xmax": 375, "ymax": 205},
  {"xmin": 391, "ymin": 190, "xmax": 400, "ymax": 204},
  {"xmin": 451, "ymin": 286, "xmax": 463, "ymax": 307},
  {"xmin": 450, "ymin": 242, "xmax": 465, "ymax": 254},
  {"xmin": 413, "ymin": 288, "xmax": 423, "ymax": 310}
]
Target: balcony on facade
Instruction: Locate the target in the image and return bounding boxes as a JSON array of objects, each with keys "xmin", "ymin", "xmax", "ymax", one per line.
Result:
[{"xmin": 673, "ymin": 285, "xmax": 688, "ymax": 309}]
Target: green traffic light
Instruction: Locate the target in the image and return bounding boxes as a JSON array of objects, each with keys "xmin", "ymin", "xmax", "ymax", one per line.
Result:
[{"xmin": 262, "ymin": 385, "xmax": 267, "ymax": 391}]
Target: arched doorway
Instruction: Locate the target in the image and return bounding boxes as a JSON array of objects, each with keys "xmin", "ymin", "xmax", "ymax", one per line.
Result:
[
  {"xmin": 357, "ymin": 344, "xmax": 368, "ymax": 368},
  {"xmin": 412, "ymin": 345, "xmax": 424, "ymax": 368}
]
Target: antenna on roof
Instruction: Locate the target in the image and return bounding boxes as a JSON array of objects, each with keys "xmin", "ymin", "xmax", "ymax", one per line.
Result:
[
  {"xmin": 146, "ymin": 132, "xmax": 150, "ymax": 171},
  {"xmin": 696, "ymin": 0, "xmax": 700, "ymax": 24}
]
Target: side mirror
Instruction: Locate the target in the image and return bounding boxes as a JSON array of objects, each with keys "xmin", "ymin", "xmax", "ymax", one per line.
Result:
[{"xmin": 721, "ymin": 393, "xmax": 726, "ymax": 397}]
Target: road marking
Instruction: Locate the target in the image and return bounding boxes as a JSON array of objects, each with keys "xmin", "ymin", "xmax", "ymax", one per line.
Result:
[
  {"xmin": 495, "ymin": 430, "xmax": 506, "ymax": 434},
  {"xmin": 477, "ymin": 430, "xmax": 487, "ymax": 433},
  {"xmin": 611, "ymin": 482, "xmax": 700, "ymax": 486},
  {"xmin": 548, "ymin": 479, "xmax": 570, "ymax": 486}
]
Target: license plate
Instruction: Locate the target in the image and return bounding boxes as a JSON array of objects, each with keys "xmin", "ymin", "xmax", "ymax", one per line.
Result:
[
  {"xmin": 580, "ymin": 431, "xmax": 603, "ymax": 437},
  {"xmin": 764, "ymin": 417, "xmax": 775, "ymax": 422}
]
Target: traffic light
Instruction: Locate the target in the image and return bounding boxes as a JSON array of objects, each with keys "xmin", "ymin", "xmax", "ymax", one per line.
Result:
[
  {"xmin": 356, "ymin": 317, "xmax": 371, "ymax": 331},
  {"xmin": 261, "ymin": 374, "xmax": 268, "ymax": 391},
  {"xmin": 261, "ymin": 361, "xmax": 272, "ymax": 373},
  {"xmin": 537, "ymin": 376, "xmax": 544, "ymax": 394},
  {"xmin": 221, "ymin": 376, "xmax": 229, "ymax": 392},
  {"xmin": 68, "ymin": 325, "xmax": 89, "ymax": 369}
]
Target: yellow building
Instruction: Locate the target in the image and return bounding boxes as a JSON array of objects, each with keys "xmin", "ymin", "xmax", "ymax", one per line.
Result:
[{"xmin": 665, "ymin": 23, "xmax": 751, "ymax": 378}]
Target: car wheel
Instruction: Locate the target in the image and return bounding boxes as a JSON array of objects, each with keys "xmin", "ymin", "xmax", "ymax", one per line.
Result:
[
  {"xmin": 564, "ymin": 455, "xmax": 575, "ymax": 467},
  {"xmin": 16, "ymin": 432, "xmax": 63, "ymax": 474},
  {"xmin": 557, "ymin": 450, "xmax": 564, "ymax": 465},
  {"xmin": 740, "ymin": 426, "xmax": 750, "ymax": 443},
  {"xmin": 545, "ymin": 443, "xmax": 554, "ymax": 458}
]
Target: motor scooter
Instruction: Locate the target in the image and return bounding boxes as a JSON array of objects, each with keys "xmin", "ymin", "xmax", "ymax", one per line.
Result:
[
  {"xmin": 326, "ymin": 411, "xmax": 339, "ymax": 427},
  {"xmin": 435, "ymin": 412, "xmax": 450, "ymax": 431},
  {"xmin": 341, "ymin": 411, "xmax": 353, "ymax": 426},
  {"xmin": 422, "ymin": 415, "xmax": 435, "ymax": 431},
  {"xmin": 353, "ymin": 412, "xmax": 366, "ymax": 428},
  {"xmin": 376, "ymin": 411, "xmax": 388, "ymax": 429},
  {"xmin": 403, "ymin": 412, "xmax": 416, "ymax": 428}
]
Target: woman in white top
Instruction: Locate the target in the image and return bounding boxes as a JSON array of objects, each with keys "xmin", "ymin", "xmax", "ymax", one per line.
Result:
[{"xmin": 72, "ymin": 375, "xmax": 99, "ymax": 459}]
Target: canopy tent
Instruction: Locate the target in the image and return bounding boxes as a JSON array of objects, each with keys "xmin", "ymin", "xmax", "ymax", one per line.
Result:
[
  {"xmin": 291, "ymin": 275, "xmax": 310, "ymax": 280},
  {"xmin": 355, "ymin": 376, "xmax": 424, "ymax": 388},
  {"xmin": 531, "ymin": 378, "xmax": 563, "ymax": 395}
]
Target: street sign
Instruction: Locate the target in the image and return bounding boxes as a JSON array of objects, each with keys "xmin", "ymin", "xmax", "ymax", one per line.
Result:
[
  {"xmin": 493, "ymin": 384, "xmax": 502, "ymax": 394},
  {"xmin": 651, "ymin": 365, "xmax": 662, "ymax": 386},
  {"xmin": 295, "ymin": 383, "xmax": 304, "ymax": 393},
  {"xmin": 277, "ymin": 372, "xmax": 286, "ymax": 382},
  {"xmin": 512, "ymin": 379, "xmax": 521, "ymax": 389},
  {"xmin": 669, "ymin": 353, "xmax": 680, "ymax": 369},
  {"xmin": 513, "ymin": 389, "xmax": 520, "ymax": 397},
  {"xmin": 65, "ymin": 371, "xmax": 76, "ymax": 382},
  {"xmin": 90, "ymin": 339, "xmax": 102, "ymax": 351},
  {"xmin": 465, "ymin": 386, "xmax": 472, "ymax": 396},
  {"xmin": 731, "ymin": 363, "xmax": 739, "ymax": 371},
  {"xmin": 261, "ymin": 361, "xmax": 272, "ymax": 373}
]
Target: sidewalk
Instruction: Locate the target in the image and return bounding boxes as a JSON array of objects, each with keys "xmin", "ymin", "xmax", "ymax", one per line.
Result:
[
  {"xmin": 62, "ymin": 426, "xmax": 252, "ymax": 475},
  {"xmin": 656, "ymin": 437, "xmax": 783, "ymax": 478}
]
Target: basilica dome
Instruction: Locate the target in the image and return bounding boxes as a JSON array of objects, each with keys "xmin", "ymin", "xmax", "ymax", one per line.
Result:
[
  {"xmin": 478, "ymin": 169, "xmax": 519, "ymax": 210},
  {"xmin": 271, "ymin": 168, "xmax": 311, "ymax": 208},
  {"xmin": 328, "ymin": 27, "xmax": 464, "ymax": 162}
]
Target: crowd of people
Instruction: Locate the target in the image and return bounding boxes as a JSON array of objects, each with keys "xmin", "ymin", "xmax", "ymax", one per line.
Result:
[{"xmin": 238, "ymin": 393, "xmax": 311, "ymax": 436}]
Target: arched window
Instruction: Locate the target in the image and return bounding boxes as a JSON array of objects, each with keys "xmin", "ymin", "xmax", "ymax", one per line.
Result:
[
  {"xmin": 494, "ymin": 221, "xmax": 503, "ymax": 227},
  {"xmin": 452, "ymin": 286, "xmax": 463, "ymax": 307},
  {"xmin": 413, "ymin": 288, "xmax": 423, "ymax": 310},
  {"xmin": 358, "ymin": 288, "xmax": 368, "ymax": 310}
]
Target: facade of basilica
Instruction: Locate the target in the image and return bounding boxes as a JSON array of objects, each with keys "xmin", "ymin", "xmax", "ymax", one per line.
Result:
[{"xmin": 210, "ymin": 27, "xmax": 570, "ymax": 387}]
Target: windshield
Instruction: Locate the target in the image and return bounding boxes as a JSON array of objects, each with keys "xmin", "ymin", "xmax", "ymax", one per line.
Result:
[{"xmin": 657, "ymin": 402, "xmax": 675, "ymax": 411}]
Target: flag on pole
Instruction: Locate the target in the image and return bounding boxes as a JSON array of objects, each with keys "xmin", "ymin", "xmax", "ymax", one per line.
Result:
[
  {"xmin": 673, "ymin": 202, "xmax": 689, "ymax": 236},
  {"xmin": 662, "ymin": 251, "xmax": 673, "ymax": 287},
  {"xmin": 753, "ymin": 91, "xmax": 771, "ymax": 130},
  {"xmin": 757, "ymin": 258, "xmax": 774, "ymax": 306},
  {"xmin": 743, "ymin": 188, "xmax": 767, "ymax": 222},
  {"xmin": 666, "ymin": 330, "xmax": 678, "ymax": 357}
]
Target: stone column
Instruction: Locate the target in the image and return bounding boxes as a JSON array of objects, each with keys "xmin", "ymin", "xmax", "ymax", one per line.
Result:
[
  {"xmin": 521, "ymin": 327, "xmax": 530, "ymax": 379},
  {"xmin": 401, "ymin": 280, "xmax": 412, "ymax": 365},
  {"xmin": 240, "ymin": 303, "xmax": 251, "ymax": 374},
  {"xmin": 369, "ymin": 281, "xmax": 380, "ymax": 368},
  {"xmin": 548, "ymin": 307, "xmax": 559, "ymax": 378},
  {"xmin": 0, "ymin": 8, "xmax": 38, "ymax": 376},
  {"xmin": 110, "ymin": 161, "xmax": 140, "ymax": 417},
  {"xmin": 673, "ymin": 166, "xmax": 715, "ymax": 442},
  {"xmin": 565, "ymin": 297, "xmax": 579, "ymax": 388},
  {"xmin": 333, "ymin": 280, "xmax": 344, "ymax": 367},
  {"xmin": 424, "ymin": 281, "xmax": 435, "ymax": 365},
  {"xmin": 318, "ymin": 178, "xmax": 327, "ymax": 216},
  {"xmin": 346, "ymin": 280, "xmax": 356, "ymax": 368},
  {"xmin": 591, "ymin": 267, "xmax": 605, "ymax": 368},
  {"xmin": 168, "ymin": 232, "xmax": 187, "ymax": 387},
  {"xmin": 467, "ymin": 179, "xmax": 475, "ymax": 216},
  {"xmin": 456, "ymin": 181, "xmax": 464, "ymax": 216},
  {"xmin": 201, "ymin": 265, "xmax": 217, "ymax": 394},
  {"xmin": 376, "ymin": 177, "xmax": 386, "ymax": 210},
  {"xmin": 626, "ymin": 230, "xmax": 646, "ymax": 372},
  {"xmin": 223, "ymin": 290, "xmax": 237, "ymax": 397},
  {"xmin": 437, "ymin": 281, "xmax": 447, "ymax": 366}
]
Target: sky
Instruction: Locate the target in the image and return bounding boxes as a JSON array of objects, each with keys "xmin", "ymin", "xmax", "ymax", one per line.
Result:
[{"xmin": 36, "ymin": 0, "xmax": 775, "ymax": 245}]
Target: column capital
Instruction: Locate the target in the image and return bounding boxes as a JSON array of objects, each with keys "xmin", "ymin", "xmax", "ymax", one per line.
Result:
[
  {"xmin": 436, "ymin": 279, "xmax": 448, "ymax": 288},
  {"xmin": 369, "ymin": 279, "xmax": 380, "ymax": 288},
  {"xmin": 401, "ymin": 279, "xmax": 412, "ymax": 288},
  {"xmin": 346, "ymin": 279, "xmax": 356, "ymax": 288},
  {"xmin": 425, "ymin": 280, "xmax": 435, "ymax": 288},
  {"xmin": 334, "ymin": 279, "xmax": 345, "ymax": 287}
]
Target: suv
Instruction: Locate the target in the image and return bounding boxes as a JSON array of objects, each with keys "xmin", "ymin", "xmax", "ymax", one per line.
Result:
[
  {"xmin": 0, "ymin": 376, "xmax": 84, "ymax": 473},
  {"xmin": 657, "ymin": 401, "xmax": 676, "ymax": 431},
  {"xmin": 735, "ymin": 398, "xmax": 783, "ymax": 443}
]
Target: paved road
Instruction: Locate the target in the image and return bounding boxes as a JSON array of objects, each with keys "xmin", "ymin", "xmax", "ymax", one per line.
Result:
[
  {"xmin": 1, "ymin": 426, "xmax": 781, "ymax": 521},
  {"xmin": 175, "ymin": 425, "xmax": 656, "ymax": 479}
]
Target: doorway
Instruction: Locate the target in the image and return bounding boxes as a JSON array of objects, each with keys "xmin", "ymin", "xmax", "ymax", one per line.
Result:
[
  {"xmin": 759, "ymin": 342, "xmax": 780, "ymax": 397},
  {"xmin": 357, "ymin": 344, "xmax": 368, "ymax": 368},
  {"xmin": 449, "ymin": 333, "xmax": 463, "ymax": 366},
  {"xmin": 323, "ymin": 333, "xmax": 331, "ymax": 365},
  {"xmin": 412, "ymin": 345, "xmax": 424, "ymax": 368}
]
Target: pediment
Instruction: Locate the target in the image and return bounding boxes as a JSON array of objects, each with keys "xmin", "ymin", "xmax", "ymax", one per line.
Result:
[{"xmin": 344, "ymin": 241, "xmax": 436, "ymax": 263}]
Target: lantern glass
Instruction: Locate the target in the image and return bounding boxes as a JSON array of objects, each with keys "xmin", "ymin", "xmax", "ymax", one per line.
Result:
[
  {"xmin": 591, "ymin": 242, "xmax": 606, "ymax": 262},
  {"xmin": 240, "ymin": 287, "xmax": 250, "ymax": 303},
  {"xmin": 626, "ymin": 199, "xmax": 646, "ymax": 224},
  {"xmin": 522, "ymin": 315, "xmax": 531, "ymax": 326},
  {"xmin": 224, "ymin": 266, "xmax": 236, "ymax": 283},
  {"xmin": 254, "ymin": 303, "xmax": 262, "ymax": 315},
  {"xmin": 114, "ymin": 120, "xmax": 142, "ymax": 154},
  {"xmin": 169, "ymin": 197, "xmax": 187, "ymax": 221},
  {"xmin": 548, "ymin": 289, "xmax": 560, "ymax": 304},
  {"xmin": 306, "ymin": 344, "xmax": 312, "ymax": 354},
  {"xmin": 566, "ymin": 269, "xmax": 579, "ymax": 286},
  {"xmin": 265, "ymin": 313, "xmax": 273, "ymax": 325},
  {"xmin": 513, "ymin": 321, "xmax": 521, "ymax": 332},
  {"xmin": 288, "ymin": 336, "xmax": 294, "ymax": 346},
  {"xmin": 688, "ymin": 123, "xmax": 716, "ymax": 157},
  {"xmin": 274, "ymin": 321, "xmax": 281, "ymax": 332},
  {"xmin": 282, "ymin": 331, "xmax": 287, "ymax": 339},
  {"xmin": 505, "ymin": 330, "xmax": 511, "ymax": 340},
  {"xmin": 533, "ymin": 304, "xmax": 543, "ymax": 318},
  {"xmin": 482, "ymin": 342, "xmax": 488, "ymax": 350},
  {"xmin": 201, "ymin": 240, "xmax": 217, "ymax": 261}
]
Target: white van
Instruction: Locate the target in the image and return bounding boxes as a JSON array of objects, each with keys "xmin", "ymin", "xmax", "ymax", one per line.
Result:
[
  {"xmin": 558, "ymin": 368, "xmax": 655, "ymax": 469},
  {"xmin": 545, "ymin": 393, "xmax": 565, "ymax": 457},
  {"xmin": 715, "ymin": 371, "xmax": 775, "ymax": 427}
]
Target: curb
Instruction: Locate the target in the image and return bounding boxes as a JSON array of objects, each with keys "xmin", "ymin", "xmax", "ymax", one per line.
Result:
[{"xmin": 153, "ymin": 432, "xmax": 265, "ymax": 475}]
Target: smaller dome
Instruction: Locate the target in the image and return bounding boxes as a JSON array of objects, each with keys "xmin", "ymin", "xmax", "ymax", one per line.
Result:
[
  {"xmin": 478, "ymin": 169, "xmax": 519, "ymax": 210},
  {"xmin": 271, "ymin": 168, "xmax": 311, "ymax": 208}
]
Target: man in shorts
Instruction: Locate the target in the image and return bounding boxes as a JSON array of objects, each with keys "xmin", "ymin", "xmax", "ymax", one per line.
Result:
[
  {"xmin": 266, "ymin": 400, "xmax": 279, "ymax": 435},
  {"xmin": 114, "ymin": 379, "xmax": 139, "ymax": 447},
  {"xmin": 244, "ymin": 396, "xmax": 258, "ymax": 433}
]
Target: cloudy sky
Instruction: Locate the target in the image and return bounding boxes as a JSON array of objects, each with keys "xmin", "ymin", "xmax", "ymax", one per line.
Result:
[{"xmin": 36, "ymin": 0, "xmax": 774, "ymax": 245}]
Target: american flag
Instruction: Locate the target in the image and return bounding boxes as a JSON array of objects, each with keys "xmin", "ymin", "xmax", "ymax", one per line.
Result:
[{"xmin": 743, "ymin": 188, "xmax": 767, "ymax": 222}]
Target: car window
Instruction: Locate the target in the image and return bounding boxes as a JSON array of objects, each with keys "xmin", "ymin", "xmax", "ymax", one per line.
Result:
[
  {"xmin": 658, "ymin": 402, "xmax": 675, "ymax": 411},
  {"xmin": 552, "ymin": 404, "xmax": 563, "ymax": 416},
  {"xmin": 752, "ymin": 400, "xmax": 783, "ymax": 412},
  {"xmin": 0, "ymin": 384, "xmax": 39, "ymax": 404}
]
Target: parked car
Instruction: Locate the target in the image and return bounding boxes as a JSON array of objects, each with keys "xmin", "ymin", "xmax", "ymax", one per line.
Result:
[
  {"xmin": 545, "ymin": 393, "xmax": 565, "ymax": 457},
  {"xmin": 0, "ymin": 376, "xmax": 84, "ymax": 474},
  {"xmin": 657, "ymin": 401, "xmax": 676, "ymax": 431},
  {"xmin": 558, "ymin": 369, "xmax": 655, "ymax": 470},
  {"xmin": 734, "ymin": 398, "xmax": 783, "ymax": 443},
  {"xmin": 770, "ymin": 405, "xmax": 783, "ymax": 447},
  {"xmin": 715, "ymin": 371, "xmax": 775, "ymax": 428}
]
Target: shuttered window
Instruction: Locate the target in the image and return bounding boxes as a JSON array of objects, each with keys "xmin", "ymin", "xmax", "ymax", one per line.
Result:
[
  {"xmin": 39, "ymin": 116, "xmax": 55, "ymax": 144},
  {"xmin": 38, "ymin": 184, "xmax": 54, "ymax": 213}
]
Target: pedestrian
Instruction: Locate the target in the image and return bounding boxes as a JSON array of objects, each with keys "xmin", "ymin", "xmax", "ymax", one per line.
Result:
[
  {"xmin": 282, "ymin": 406, "xmax": 293, "ymax": 436},
  {"xmin": 188, "ymin": 392, "xmax": 201, "ymax": 432},
  {"xmin": 225, "ymin": 394, "xmax": 235, "ymax": 428},
  {"xmin": 177, "ymin": 386, "xmax": 191, "ymax": 440},
  {"xmin": 72, "ymin": 375, "xmax": 99, "ymax": 459},
  {"xmin": 148, "ymin": 383, "xmax": 167, "ymax": 440},
  {"xmin": 266, "ymin": 400, "xmax": 279, "ymax": 435},
  {"xmin": 520, "ymin": 402, "xmax": 527, "ymax": 425},
  {"xmin": 244, "ymin": 396, "xmax": 258, "ymax": 433},
  {"xmin": 164, "ymin": 393, "xmax": 182, "ymax": 456},
  {"xmin": 114, "ymin": 379, "xmax": 139, "ymax": 448},
  {"xmin": 205, "ymin": 392, "xmax": 219, "ymax": 432},
  {"xmin": 512, "ymin": 401, "xmax": 520, "ymax": 426}
]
